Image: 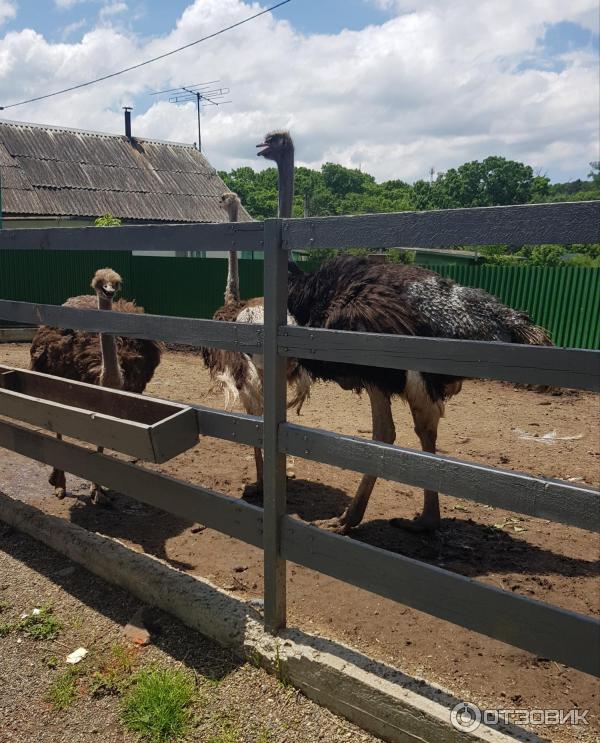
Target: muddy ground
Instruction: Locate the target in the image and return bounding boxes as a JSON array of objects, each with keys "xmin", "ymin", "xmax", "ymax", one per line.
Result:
[{"xmin": 0, "ymin": 343, "xmax": 598, "ymax": 742}]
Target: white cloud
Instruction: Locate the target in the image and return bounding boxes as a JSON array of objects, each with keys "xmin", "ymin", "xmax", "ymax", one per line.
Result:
[
  {"xmin": 54, "ymin": 0, "xmax": 84, "ymax": 8},
  {"xmin": 61, "ymin": 18, "xmax": 87, "ymax": 40},
  {"xmin": 99, "ymin": 2, "xmax": 127, "ymax": 20},
  {"xmin": 1, "ymin": 0, "xmax": 598, "ymax": 183},
  {"xmin": 0, "ymin": 1, "xmax": 16, "ymax": 26}
]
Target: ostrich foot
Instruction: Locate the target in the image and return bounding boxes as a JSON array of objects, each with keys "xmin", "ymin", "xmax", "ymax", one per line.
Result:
[
  {"xmin": 89, "ymin": 484, "xmax": 110, "ymax": 506},
  {"xmin": 53, "ymin": 487, "xmax": 66, "ymax": 500},
  {"xmin": 313, "ymin": 516, "xmax": 351, "ymax": 535},
  {"xmin": 390, "ymin": 514, "xmax": 440, "ymax": 532},
  {"xmin": 242, "ymin": 482, "xmax": 264, "ymax": 499}
]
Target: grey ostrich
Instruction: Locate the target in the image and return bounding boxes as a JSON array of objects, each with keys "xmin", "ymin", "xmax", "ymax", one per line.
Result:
[
  {"xmin": 259, "ymin": 131, "xmax": 551, "ymax": 534},
  {"xmin": 30, "ymin": 268, "xmax": 162, "ymax": 503},
  {"xmin": 201, "ymin": 189, "xmax": 311, "ymax": 492}
]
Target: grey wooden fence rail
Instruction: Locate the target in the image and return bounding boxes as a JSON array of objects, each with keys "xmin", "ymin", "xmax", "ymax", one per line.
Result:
[{"xmin": 0, "ymin": 201, "xmax": 598, "ymax": 678}]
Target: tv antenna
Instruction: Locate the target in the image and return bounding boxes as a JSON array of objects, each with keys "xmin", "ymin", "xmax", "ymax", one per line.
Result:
[{"xmin": 149, "ymin": 81, "xmax": 231, "ymax": 152}]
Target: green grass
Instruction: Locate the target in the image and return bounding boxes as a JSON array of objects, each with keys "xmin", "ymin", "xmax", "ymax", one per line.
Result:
[
  {"xmin": 120, "ymin": 666, "xmax": 196, "ymax": 742},
  {"xmin": 255, "ymin": 727, "xmax": 276, "ymax": 743},
  {"xmin": 90, "ymin": 643, "xmax": 136, "ymax": 696},
  {"xmin": 207, "ymin": 718, "xmax": 241, "ymax": 743},
  {"xmin": 46, "ymin": 670, "xmax": 79, "ymax": 711},
  {"xmin": 17, "ymin": 605, "xmax": 61, "ymax": 640},
  {"xmin": 0, "ymin": 622, "xmax": 12, "ymax": 638}
]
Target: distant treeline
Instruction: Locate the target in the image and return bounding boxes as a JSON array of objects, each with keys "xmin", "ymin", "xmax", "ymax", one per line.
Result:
[{"xmin": 219, "ymin": 157, "xmax": 600, "ymax": 267}]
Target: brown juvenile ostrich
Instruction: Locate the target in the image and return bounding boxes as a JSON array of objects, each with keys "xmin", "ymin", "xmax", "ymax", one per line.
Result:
[
  {"xmin": 201, "ymin": 189, "xmax": 310, "ymax": 491},
  {"xmin": 30, "ymin": 268, "xmax": 162, "ymax": 503},
  {"xmin": 259, "ymin": 131, "xmax": 551, "ymax": 534}
]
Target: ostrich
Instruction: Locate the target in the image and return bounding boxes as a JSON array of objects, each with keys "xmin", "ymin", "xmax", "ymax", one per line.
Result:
[
  {"xmin": 259, "ymin": 131, "xmax": 551, "ymax": 534},
  {"xmin": 201, "ymin": 190, "xmax": 311, "ymax": 491},
  {"xmin": 30, "ymin": 268, "xmax": 162, "ymax": 504}
]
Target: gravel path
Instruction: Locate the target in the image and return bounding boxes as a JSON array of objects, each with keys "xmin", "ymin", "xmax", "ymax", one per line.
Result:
[{"xmin": 0, "ymin": 523, "xmax": 378, "ymax": 743}]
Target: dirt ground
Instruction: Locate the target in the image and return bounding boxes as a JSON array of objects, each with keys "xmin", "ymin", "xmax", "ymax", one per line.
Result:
[
  {"xmin": 0, "ymin": 523, "xmax": 377, "ymax": 742},
  {"xmin": 0, "ymin": 343, "xmax": 599, "ymax": 742}
]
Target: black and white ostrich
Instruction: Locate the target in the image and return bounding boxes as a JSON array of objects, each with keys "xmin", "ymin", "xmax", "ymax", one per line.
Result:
[
  {"xmin": 201, "ymin": 188, "xmax": 311, "ymax": 492},
  {"xmin": 259, "ymin": 131, "xmax": 551, "ymax": 534}
]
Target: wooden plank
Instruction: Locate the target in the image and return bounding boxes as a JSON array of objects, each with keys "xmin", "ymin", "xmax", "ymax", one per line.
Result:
[
  {"xmin": 281, "ymin": 424, "xmax": 600, "ymax": 532},
  {"xmin": 279, "ymin": 326, "xmax": 600, "ymax": 391},
  {"xmin": 0, "ymin": 387, "xmax": 156, "ymax": 461},
  {"xmin": 262, "ymin": 220, "xmax": 289, "ymax": 632},
  {"xmin": 0, "ymin": 419, "xmax": 263, "ymax": 547},
  {"xmin": 282, "ymin": 201, "xmax": 600, "ymax": 250},
  {"xmin": 0, "ymin": 327, "xmax": 36, "ymax": 343},
  {"xmin": 0, "ymin": 365, "xmax": 183, "ymax": 423},
  {"xmin": 193, "ymin": 406, "xmax": 263, "ymax": 448},
  {"xmin": 0, "ymin": 221, "xmax": 264, "ymax": 253},
  {"xmin": 281, "ymin": 517, "xmax": 600, "ymax": 676},
  {"xmin": 0, "ymin": 365, "xmax": 198, "ymax": 462},
  {"xmin": 0, "ymin": 300, "xmax": 264, "ymax": 353},
  {"xmin": 0, "ymin": 364, "xmax": 264, "ymax": 450},
  {"xmin": 148, "ymin": 408, "xmax": 200, "ymax": 463}
]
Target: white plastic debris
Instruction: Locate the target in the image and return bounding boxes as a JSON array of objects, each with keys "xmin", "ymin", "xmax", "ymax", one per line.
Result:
[
  {"xmin": 514, "ymin": 428, "xmax": 584, "ymax": 445},
  {"xmin": 32, "ymin": 608, "xmax": 41, "ymax": 616},
  {"xmin": 66, "ymin": 647, "xmax": 88, "ymax": 664}
]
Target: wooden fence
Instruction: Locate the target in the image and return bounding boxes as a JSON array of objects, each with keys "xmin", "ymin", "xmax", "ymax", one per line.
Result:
[
  {"xmin": 1, "ymin": 252, "xmax": 599, "ymax": 350},
  {"xmin": 0, "ymin": 200, "xmax": 599, "ymax": 678}
]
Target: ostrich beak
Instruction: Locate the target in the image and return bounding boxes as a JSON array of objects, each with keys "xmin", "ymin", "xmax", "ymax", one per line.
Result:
[{"xmin": 256, "ymin": 142, "xmax": 270, "ymax": 157}]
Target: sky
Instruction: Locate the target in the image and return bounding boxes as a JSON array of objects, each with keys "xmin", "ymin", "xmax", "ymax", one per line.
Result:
[{"xmin": 0, "ymin": 0, "xmax": 598, "ymax": 183}]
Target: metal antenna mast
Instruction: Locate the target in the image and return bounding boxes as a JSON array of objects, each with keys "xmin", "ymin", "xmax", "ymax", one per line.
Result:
[{"xmin": 149, "ymin": 81, "xmax": 231, "ymax": 152}]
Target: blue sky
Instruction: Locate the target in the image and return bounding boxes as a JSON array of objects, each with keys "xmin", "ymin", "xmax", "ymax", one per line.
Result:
[
  {"xmin": 0, "ymin": 1, "xmax": 598, "ymax": 182},
  {"xmin": 4, "ymin": 1, "xmax": 395, "ymax": 39}
]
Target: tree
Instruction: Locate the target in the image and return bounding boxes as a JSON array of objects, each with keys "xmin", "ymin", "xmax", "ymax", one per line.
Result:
[{"xmin": 94, "ymin": 214, "xmax": 121, "ymax": 226}]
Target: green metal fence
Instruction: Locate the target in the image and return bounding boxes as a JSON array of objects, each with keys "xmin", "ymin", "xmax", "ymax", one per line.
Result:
[{"xmin": 0, "ymin": 251, "xmax": 598, "ymax": 349}]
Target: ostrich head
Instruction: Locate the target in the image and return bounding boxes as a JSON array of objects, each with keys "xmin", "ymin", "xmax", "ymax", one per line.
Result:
[
  {"xmin": 256, "ymin": 130, "xmax": 294, "ymax": 163},
  {"xmin": 219, "ymin": 191, "xmax": 241, "ymax": 221},
  {"xmin": 91, "ymin": 268, "xmax": 122, "ymax": 302}
]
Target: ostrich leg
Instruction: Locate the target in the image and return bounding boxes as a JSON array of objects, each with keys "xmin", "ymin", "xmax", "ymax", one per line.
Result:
[
  {"xmin": 318, "ymin": 386, "xmax": 395, "ymax": 534},
  {"xmin": 89, "ymin": 446, "xmax": 109, "ymax": 506},
  {"xmin": 49, "ymin": 433, "xmax": 66, "ymax": 499},
  {"xmin": 391, "ymin": 396, "xmax": 442, "ymax": 532},
  {"xmin": 239, "ymin": 389, "xmax": 264, "ymax": 493}
]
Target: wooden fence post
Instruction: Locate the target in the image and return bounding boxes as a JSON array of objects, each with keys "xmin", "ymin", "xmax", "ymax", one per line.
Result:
[{"xmin": 262, "ymin": 218, "xmax": 288, "ymax": 632}]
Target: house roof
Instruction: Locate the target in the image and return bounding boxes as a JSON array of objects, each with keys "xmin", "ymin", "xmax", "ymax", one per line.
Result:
[{"xmin": 0, "ymin": 119, "xmax": 251, "ymax": 223}]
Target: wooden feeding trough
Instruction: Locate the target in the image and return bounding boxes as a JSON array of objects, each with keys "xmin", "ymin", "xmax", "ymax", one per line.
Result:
[{"xmin": 0, "ymin": 365, "xmax": 199, "ymax": 463}]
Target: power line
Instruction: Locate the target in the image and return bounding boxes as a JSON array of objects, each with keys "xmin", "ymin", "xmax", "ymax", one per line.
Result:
[{"xmin": 0, "ymin": 0, "xmax": 291, "ymax": 111}]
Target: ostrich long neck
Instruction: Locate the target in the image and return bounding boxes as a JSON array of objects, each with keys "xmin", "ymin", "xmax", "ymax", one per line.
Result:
[
  {"xmin": 277, "ymin": 145, "xmax": 301, "ymax": 277},
  {"xmin": 277, "ymin": 147, "xmax": 294, "ymax": 219},
  {"xmin": 97, "ymin": 294, "xmax": 123, "ymax": 388},
  {"xmin": 225, "ymin": 201, "xmax": 240, "ymax": 304}
]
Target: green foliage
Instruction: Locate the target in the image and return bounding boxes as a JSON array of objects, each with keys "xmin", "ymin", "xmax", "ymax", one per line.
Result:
[
  {"xmin": 94, "ymin": 214, "xmax": 122, "ymax": 227},
  {"xmin": 90, "ymin": 643, "xmax": 136, "ymax": 696},
  {"xmin": 0, "ymin": 622, "xmax": 12, "ymax": 637},
  {"xmin": 387, "ymin": 248, "xmax": 416, "ymax": 264},
  {"xmin": 17, "ymin": 605, "xmax": 61, "ymax": 640},
  {"xmin": 120, "ymin": 666, "xmax": 196, "ymax": 742},
  {"xmin": 219, "ymin": 157, "xmax": 598, "ymax": 265},
  {"xmin": 529, "ymin": 244, "xmax": 565, "ymax": 267},
  {"xmin": 45, "ymin": 670, "xmax": 79, "ymax": 711}
]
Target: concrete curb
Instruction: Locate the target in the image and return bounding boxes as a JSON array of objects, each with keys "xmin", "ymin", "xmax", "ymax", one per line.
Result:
[{"xmin": 0, "ymin": 492, "xmax": 540, "ymax": 743}]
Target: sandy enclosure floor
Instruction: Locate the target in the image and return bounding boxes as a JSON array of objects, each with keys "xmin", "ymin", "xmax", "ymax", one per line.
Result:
[{"xmin": 0, "ymin": 343, "xmax": 599, "ymax": 742}]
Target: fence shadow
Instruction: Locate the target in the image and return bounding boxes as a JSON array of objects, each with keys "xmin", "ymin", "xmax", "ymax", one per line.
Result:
[
  {"xmin": 243, "ymin": 478, "xmax": 351, "ymax": 522},
  {"xmin": 67, "ymin": 490, "xmax": 197, "ymax": 572},
  {"xmin": 0, "ymin": 519, "xmax": 551, "ymax": 743},
  {"xmin": 0, "ymin": 520, "xmax": 240, "ymax": 683},
  {"xmin": 350, "ymin": 517, "xmax": 600, "ymax": 580}
]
